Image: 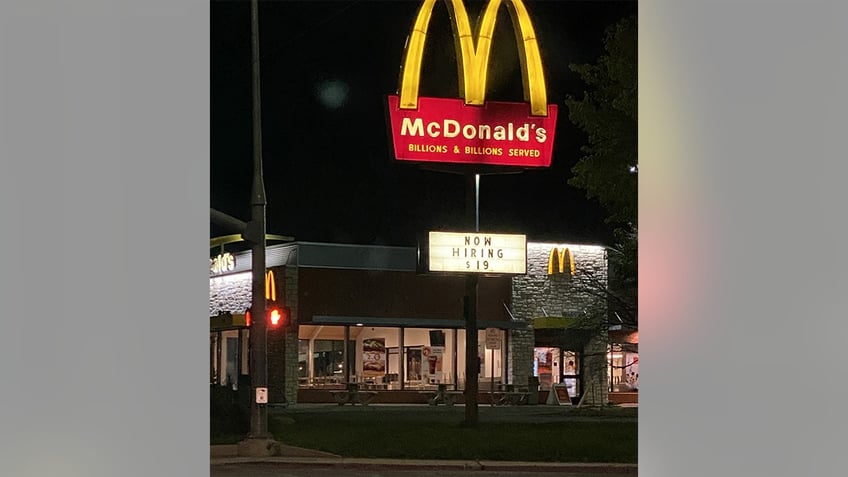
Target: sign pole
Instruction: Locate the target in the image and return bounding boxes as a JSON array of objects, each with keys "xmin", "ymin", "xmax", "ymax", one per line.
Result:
[
  {"xmin": 475, "ymin": 174, "xmax": 480, "ymax": 231},
  {"xmin": 463, "ymin": 174, "xmax": 479, "ymax": 426},
  {"xmin": 490, "ymin": 348, "xmax": 494, "ymax": 402},
  {"xmin": 237, "ymin": 0, "xmax": 279, "ymax": 456},
  {"xmin": 247, "ymin": 0, "xmax": 268, "ymax": 440}
]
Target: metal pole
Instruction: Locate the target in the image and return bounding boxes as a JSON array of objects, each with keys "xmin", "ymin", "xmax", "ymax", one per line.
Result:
[
  {"xmin": 343, "ymin": 325, "xmax": 350, "ymax": 384},
  {"xmin": 399, "ymin": 327, "xmax": 405, "ymax": 391},
  {"xmin": 475, "ymin": 174, "xmax": 480, "ymax": 231},
  {"xmin": 463, "ymin": 174, "xmax": 479, "ymax": 426},
  {"xmin": 247, "ymin": 0, "xmax": 269, "ymax": 439},
  {"xmin": 490, "ymin": 348, "xmax": 494, "ymax": 403},
  {"xmin": 452, "ymin": 329, "xmax": 458, "ymax": 391}
]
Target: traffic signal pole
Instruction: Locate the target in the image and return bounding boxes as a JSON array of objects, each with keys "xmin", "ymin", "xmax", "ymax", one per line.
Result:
[
  {"xmin": 247, "ymin": 0, "xmax": 269, "ymax": 440},
  {"xmin": 208, "ymin": 0, "xmax": 283, "ymax": 455},
  {"xmin": 238, "ymin": 0, "xmax": 279, "ymax": 455}
]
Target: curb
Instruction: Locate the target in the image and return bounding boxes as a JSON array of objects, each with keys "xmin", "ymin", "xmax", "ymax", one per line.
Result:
[{"xmin": 210, "ymin": 456, "xmax": 638, "ymax": 474}]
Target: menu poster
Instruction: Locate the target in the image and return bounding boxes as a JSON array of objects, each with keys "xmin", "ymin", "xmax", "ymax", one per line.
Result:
[
  {"xmin": 362, "ymin": 338, "xmax": 386, "ymax": 377},
  {"xmin": 422, "ymin": 346, "xmax": 444, "ymax": 381}
]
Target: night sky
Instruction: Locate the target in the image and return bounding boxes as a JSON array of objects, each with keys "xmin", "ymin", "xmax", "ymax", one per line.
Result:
[{"xmin": 211, "ymin": 0, "xmax": 637, "ymax": 248}]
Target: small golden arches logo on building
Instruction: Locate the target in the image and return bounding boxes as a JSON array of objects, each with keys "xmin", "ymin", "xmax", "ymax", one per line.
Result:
[
  {"xmin": 547, "ymin": 247, "xmax": 575, "ymax": 276},
  {"xmin": 265, "ymin": 270, "xmax": 276, "ymax": 301}
]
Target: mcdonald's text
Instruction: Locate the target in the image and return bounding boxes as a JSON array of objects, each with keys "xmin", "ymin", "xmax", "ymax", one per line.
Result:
[
  {"xmin": 210, "ymin": 252, "xmax": 235, "ymax": 275},
  {"xmin": 399, "ymin": 117, "xmax": 548, "ymax": 143},
  {"xmin": 388, "ymin": 95, "xmax": 556, "ymax": 167}
]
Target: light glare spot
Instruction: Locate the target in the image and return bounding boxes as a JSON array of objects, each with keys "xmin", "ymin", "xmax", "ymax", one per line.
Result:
[{"xmin": 315, "ymin": 80, "xmax": 349, "ymax": 109}]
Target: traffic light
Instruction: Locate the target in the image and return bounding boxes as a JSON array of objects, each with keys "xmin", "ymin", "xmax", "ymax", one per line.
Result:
[
  {"xmin": 243, "ymin": 270, "xmax": 290, "ymax": 329},
  {"xmin": 267, "ymin": 301, "xmax": 288, "ymax": 328},
  {"xmin": 244, "ymin": 302, "xmax": 289, "ymax": 329}
]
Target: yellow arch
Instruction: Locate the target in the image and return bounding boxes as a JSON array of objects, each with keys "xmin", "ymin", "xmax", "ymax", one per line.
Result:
[
  {"xmin": 547, "ymin": 247, "xmax": 575, "ymax": 276},
  {"xmin": 265, "ymin": 270, "xmax": 276, "ymax": 301},
  {"xmin": 399, "ymin": 0, "xmax": 548, "ymax": 116},
  {"xmin": 561, "ymin": 248, "xmax": 575, "ymax": 276},
  {"xmin": 547, "ymin": 247, "xmax": 561, "ymax": 275}
]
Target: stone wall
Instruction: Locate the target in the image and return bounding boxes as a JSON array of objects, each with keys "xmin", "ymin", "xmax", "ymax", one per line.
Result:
[
  {"xmin": 209, "ymin": 268, "xmax": 298, "ymax": 404},
  {"xmin": 209, "ymin": 272, "xmax": 252, "ymax": 316},
  {"xmin": 510, "ymin": 242, "xmax": 609, "ymax": 405}
]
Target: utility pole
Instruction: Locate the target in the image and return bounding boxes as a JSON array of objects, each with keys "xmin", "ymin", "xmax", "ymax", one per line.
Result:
[
  {"xmin": 238, "ymin": 0, "xmax": 279, "ymax": 455},
  {"xmin": 247, "ymin": 0, "xmax": 268, "ymax": 439}
]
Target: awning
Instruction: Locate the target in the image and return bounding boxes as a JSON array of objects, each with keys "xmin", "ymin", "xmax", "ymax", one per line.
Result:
[
  {"xmin": 210, "ymin": 312, "xmax": 248, "ymax": 331},
  {"xmin": 532, "ymin": 316, "xmax": 579, "ymax": 329},
  {"xmin": 532, "ymin": 316, "xmax": 597, "ymax": 349},
  {"xmin": 310, "ymin": 315, "xmax": 530, "ymax": 330}
]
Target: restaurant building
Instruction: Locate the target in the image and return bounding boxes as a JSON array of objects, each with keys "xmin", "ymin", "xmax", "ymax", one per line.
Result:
[{"xmin": 210, "ymin": 240, "xmax": 615, "ymax": 405}]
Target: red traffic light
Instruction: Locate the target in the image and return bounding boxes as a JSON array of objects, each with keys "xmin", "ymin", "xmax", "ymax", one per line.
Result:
[
  {"xmin": 267, "ymin": 302, "xmax": 289, "ymax": 328},
  {"xmin": 269, "ymin": 307, "xmax": 282, "ymax": 326},
  {"xmin": 244, "ymin": 303, "xmax": 289, "ymax": 328}
]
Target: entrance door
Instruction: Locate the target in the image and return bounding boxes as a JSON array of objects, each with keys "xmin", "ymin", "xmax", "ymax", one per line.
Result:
[
  {"xmin": 534, "ymin": 347, "xmax": 581, "ymax": 402},
  {"xmin": 533, "ymin": 347, "xmax": 557, "ymax": 389},
  {"xmin": 561, "ymin": 350, "xmax": 580, "ymax": 400}
]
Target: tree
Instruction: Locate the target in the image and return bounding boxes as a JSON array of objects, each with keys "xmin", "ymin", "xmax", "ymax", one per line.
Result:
[
  {"xmin": 565, "ymin": 16, "xmax": 638, "ymax": 327},
  {"xmin": 565, "ymin": 15, "xmax": 637, "ymax": 226}
]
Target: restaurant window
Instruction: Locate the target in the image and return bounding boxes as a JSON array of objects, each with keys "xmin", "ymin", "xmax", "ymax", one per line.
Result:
[
  {"xmin": 297, "ymin": 340, "xmax": 309, "ymax": 379},
  {"xmin": 313, "ymin": 340, "xmax": 346, "ymax": 379},
  {"xmin": 386, "ymin": 347, "xmax": 400, "ymax": 388},
  {"xmin": 533, "ymin": 347, "xmax": 558, "ymax": 389},
  {"xmin": 608, "ymin": 344, "xmax": 639, "ymax": 392},
  {"xmin": 562, "ymin": 351, "xmax": 580, "ymax": 399}
]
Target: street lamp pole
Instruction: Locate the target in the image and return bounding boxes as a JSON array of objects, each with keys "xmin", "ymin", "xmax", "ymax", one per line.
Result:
[
  {"xmin": 247, "ymin": 0, "xmax": 269, "ymax": 440},
  {"xmin": 462, "ymin": 173, "xmax": 480, "ymax": 426}
]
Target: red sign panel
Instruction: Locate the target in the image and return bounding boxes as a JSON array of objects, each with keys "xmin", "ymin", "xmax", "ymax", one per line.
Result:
[{"xmin": 386, "ymin": 95, "xmax": 558, "ymax": 168}]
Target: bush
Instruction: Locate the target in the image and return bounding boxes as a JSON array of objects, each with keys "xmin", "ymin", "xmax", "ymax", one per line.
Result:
[{"xmin": 210, "ymin": 384, "xmax": 248, "ymax": 437}]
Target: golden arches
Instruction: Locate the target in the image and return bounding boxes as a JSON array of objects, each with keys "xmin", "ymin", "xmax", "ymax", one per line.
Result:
[
  {"xmin": 399, "ymin": 0, "xmax": 548, "ymax": 116},
  {"xmin": 547, "ymin": 247, "xmax": 575, "ymax": 276},
  {"xmin": 265, "ymin": 270, "xmax": 276, "ymax": 301}
]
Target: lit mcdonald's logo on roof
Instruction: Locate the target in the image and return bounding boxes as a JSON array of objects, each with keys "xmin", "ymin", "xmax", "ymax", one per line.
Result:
[
  {"xmin": 386, "ymin": 0, "xmax": 559, "ymax": 168},
  {"xmin": 547, "ymin": 247, "xmax": 575, "ymax": 276},
  {"xmin": 210, "ymin": 252, "xmax": 235, "ymax": 275}
]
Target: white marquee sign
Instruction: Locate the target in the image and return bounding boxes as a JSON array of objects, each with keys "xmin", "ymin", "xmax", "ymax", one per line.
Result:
[{"xmin": 428, "ymin": 231, "xmax": 526, "ymax": 274}]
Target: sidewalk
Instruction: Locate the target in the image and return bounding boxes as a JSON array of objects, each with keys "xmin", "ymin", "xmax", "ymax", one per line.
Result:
[{"xmin": 211, "ymin": 444, "xmax": 639, "ymax": 474}]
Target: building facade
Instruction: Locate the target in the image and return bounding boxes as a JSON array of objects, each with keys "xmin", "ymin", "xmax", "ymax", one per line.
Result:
[{"xmin": 210, "ymin": 240, "xmax": 611, "ymax": 405}]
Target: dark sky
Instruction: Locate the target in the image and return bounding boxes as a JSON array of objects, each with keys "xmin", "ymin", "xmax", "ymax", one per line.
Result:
[{"xmin": 211, "ymin": 0, "xmax": 637, "ymax": 248}]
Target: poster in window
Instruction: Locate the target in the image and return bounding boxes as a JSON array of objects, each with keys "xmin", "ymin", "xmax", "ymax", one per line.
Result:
[
  {"xmin": 362, "ymin": 338, "xmax": 386, "ymax": 377},
  {"xmin": 423, "ymin": 346, "xmax": 444, "ymax": 382},
  {"xmin": 407, "ymin": 347, "xmax": 422, "ymax": 381}
]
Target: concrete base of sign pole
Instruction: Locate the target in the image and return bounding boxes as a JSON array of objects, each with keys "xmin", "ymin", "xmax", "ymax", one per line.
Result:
[{"xmin": 237, "ymin": 437, "xmax": 281, "ymax": 457}]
